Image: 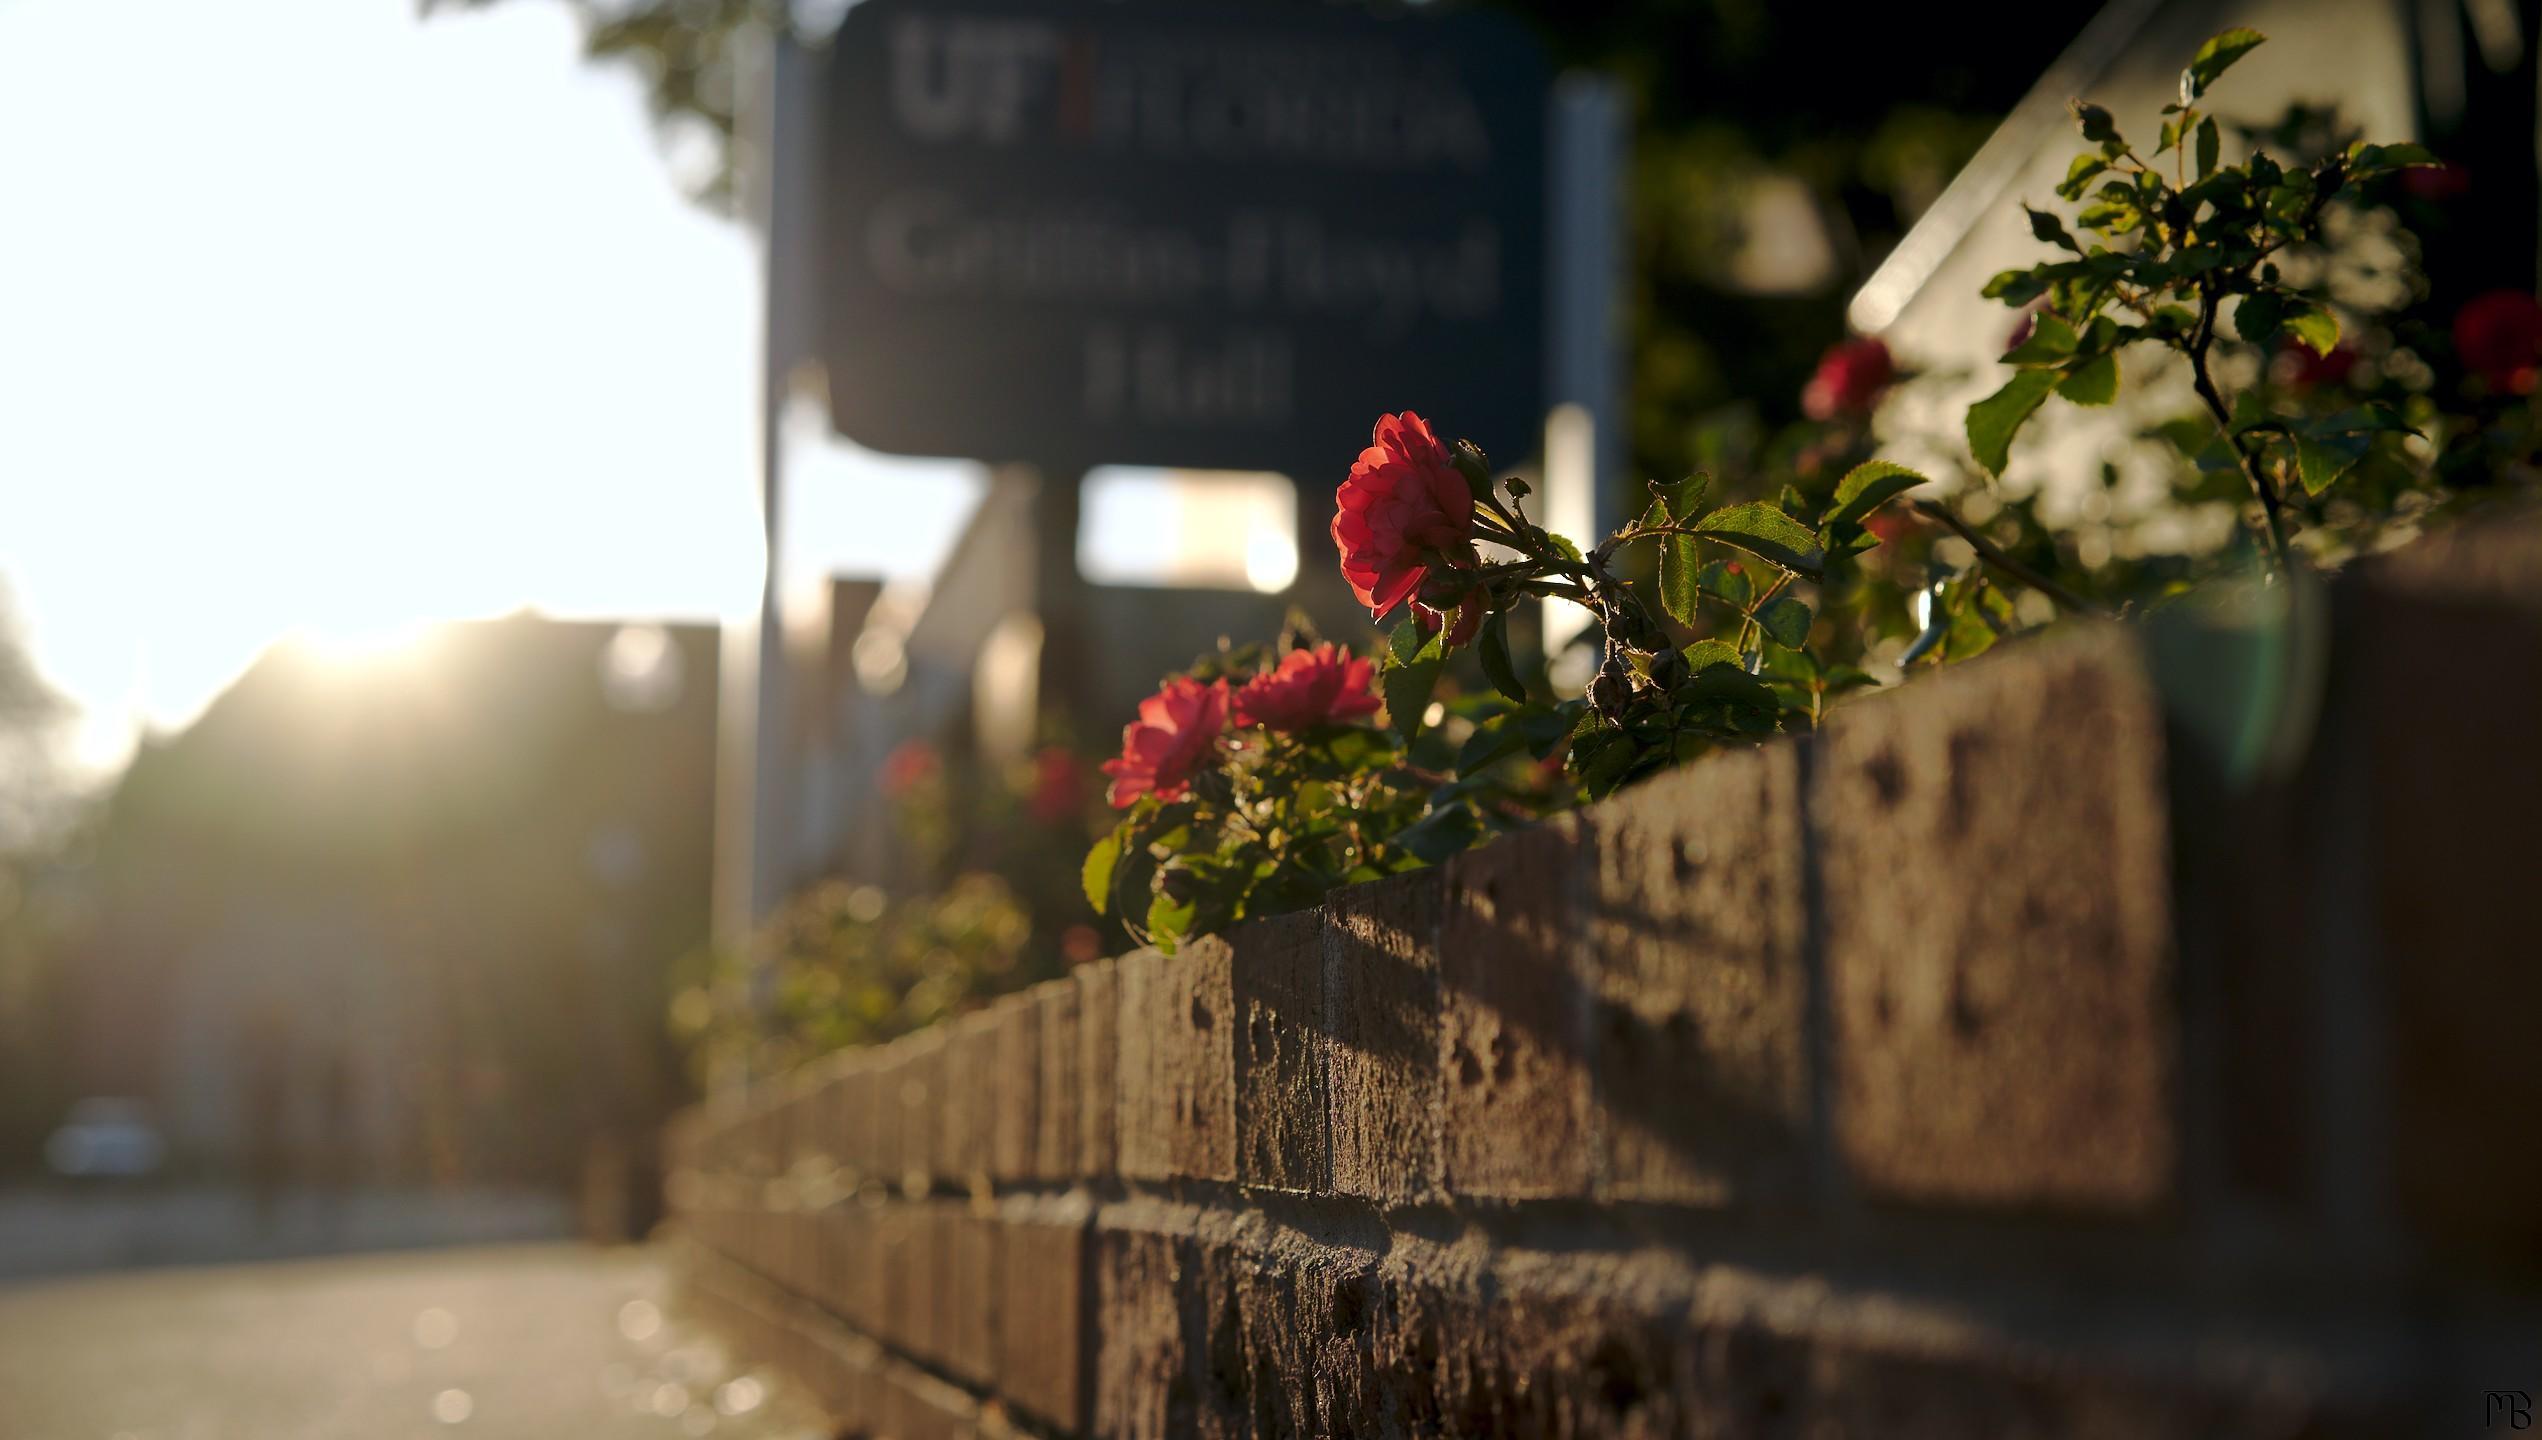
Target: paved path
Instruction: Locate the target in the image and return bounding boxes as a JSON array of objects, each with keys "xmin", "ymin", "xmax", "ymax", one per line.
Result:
[{"xmin": 0, "ymin": 1245, "xmax": 827, "ymax": 1440}]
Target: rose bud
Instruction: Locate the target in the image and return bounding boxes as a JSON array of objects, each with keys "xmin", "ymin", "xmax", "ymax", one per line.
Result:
[
  {"xmin": 1450, "ymin": 438, "xmax": 1495, "ymax": 500},
  {"xmin": 1646, "ymin": 648, "xmax": 1687, "ymax": 689},
  {"xmin": 1590, "ymin": 663, "xmax": 1632, "ymax": 721}
]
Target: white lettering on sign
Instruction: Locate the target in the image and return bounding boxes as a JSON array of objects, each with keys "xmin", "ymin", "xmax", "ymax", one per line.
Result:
[
  {"xmin": 865, "ymin": 195, "xmax": 1500, "ymax": 340},
  {"xmin": 1084, "ymin": 325, "xmax": 1293, "ymax": 427},
  {"xmin": 887, "ymin": 17, "xmax": 1492, "ymax": 171},
  {"xmin": 891, "ymin": 19, "xmax": 1064, "ymax": 144}
]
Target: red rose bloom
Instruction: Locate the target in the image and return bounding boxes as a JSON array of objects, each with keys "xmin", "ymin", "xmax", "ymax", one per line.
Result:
[
  {"xmin": 1802, "ymin": 336, "xmax": 1895, "ymax": 421},
  {"xmin": 2454, "ymin": 290, "xmax": 2542, "ymax": 395},
  {"xmin": 1233, "ymin": 644, "xmax": 1381, "ymax": 732},
  {"xmin": 1100, "ymin": 676, "xmax": 1228, "ymax": 809},
  {"xmin": 1331, "ymin": 412, "xmax": 1477, "ymax": 619}
]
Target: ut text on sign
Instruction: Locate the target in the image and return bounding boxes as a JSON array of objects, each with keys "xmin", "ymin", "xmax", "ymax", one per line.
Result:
[{"xmin": 819, "ymin": 0, "xmax": 1550, "ymax": 471}]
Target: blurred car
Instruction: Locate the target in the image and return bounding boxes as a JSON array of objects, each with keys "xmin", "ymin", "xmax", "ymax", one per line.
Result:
[{"xmin": 44, "ymin": 1098, "xmax": 168, "ymax": 1180}]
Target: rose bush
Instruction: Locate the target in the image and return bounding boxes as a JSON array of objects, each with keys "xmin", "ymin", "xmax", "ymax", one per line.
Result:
[{"xmin": 1088, "ymin": 27, "xmax": 2533, "ymax": 954}]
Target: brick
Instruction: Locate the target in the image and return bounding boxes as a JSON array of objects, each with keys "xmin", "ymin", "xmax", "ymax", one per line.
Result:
[
  {"xmin": 1583, "ymin": 743, "xmax": 1812, "ymax": 1206},
  {"xmin": 1076, "ymin": 957, "xmax": 1120, "ymax": 1179},
  {"xmin": 1231, "ymin": 910, "xmax": 1328, "ymax": 1192},
  {"xmin": 996, "ymin": 1192, "xmax": 1092, "ymax": 1431},
  {"xmin": 1116, "ymin": 941, "xmax": 1236, "ymax": 1183},
  {"xmin": 878, "ymin": 1201, "xmax": 947, "ymax": 1365},
  {"xmin": 942, "ymin": 1010, "xmax": 1001, "ymax": 1189},
  {"xmin": 881, "ymin": 1357, "xmax": 981, "ymax": 1440},
  {"xmin": 1816, "ymin": 625, "xmax": 2176, "ymax": 1211},
  {"xmin": 2354, "ymin": 515, "xmax": 2542, "ymax": 1273},
  {"xmin": 992, "ymin": 991, "xmax": 1043, "ymax": 1183},
  {"xmin": 942, "ymin": 1206, "xmax": 1000, "ymax": 1387},
  {"xmin": 830, "ymin": 1051, "xmax": 877, "ymax": 1189},
  {"xmin": 1438, "ymin": 818, "xmax": 1597, "ymax": 1199},
  {"xmin": 817, "ymin": 1201, "xmax": 885, "ymax": 1336},
  {"xmin": 891, "ymin": 1027, "xmax": 950, "ymax": 1196},
  {"xmin": 1091, "ymin": 1203, "xmax": 1210, "ymax": 1440},
  {"xmin": 1322, "ymin": 869, "xmax": 1445, "ymax": 1205},
  {"xmin": 1034, "ymin": 976, "xmax": 1081, "ymax": 1182}
]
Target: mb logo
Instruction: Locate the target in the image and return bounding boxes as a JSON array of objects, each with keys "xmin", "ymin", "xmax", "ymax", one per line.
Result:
[{"xmin": 2492, "ymin": 1390, "xmax": 2534, "ymax": 1429}]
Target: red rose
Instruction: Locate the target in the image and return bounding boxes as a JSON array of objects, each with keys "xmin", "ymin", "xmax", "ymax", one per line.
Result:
[
  {"xmin": 1028, "ymin": 746, "xmax": 1085, "ymax": 826},
  {"xmin": 2454, "ymin": 290, "xmax": 2542, "ymax": 395},
  {"xmin": 2402, "ymin": 162, "xmax": 2470, "ymax": 202},
  {"xmin": 1801, "ymin": 336, "xmax": 1895, "ymax": 421},
  {"xmin": 1100, "ymin": 676, "xmax": 1228, "ymax": 809},
  {"xmin": 1331, "ymin": 412, "xmax": 1477, "ymax": 619},
  {"xmin": 1233, "ymin": 643, "xmax": 1381, "ymax": 732},
  {"xmin": 881, "ymin": 740, "xmax": 939, "ymax": 798}
]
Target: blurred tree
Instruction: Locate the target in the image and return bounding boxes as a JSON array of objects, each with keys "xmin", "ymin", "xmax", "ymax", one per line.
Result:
[{"xmin": 424, "ymin": 0, "xmax": 2086, "ymax": 484}]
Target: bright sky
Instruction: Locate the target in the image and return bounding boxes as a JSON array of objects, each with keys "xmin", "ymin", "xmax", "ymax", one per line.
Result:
[{"xmin": 0, "ymin": 0, "xmax": 986, "ymax": 769}]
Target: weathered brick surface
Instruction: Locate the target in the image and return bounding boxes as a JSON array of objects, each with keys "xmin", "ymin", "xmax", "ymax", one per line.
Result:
[
  {"xmin": 1439, "ymin": 817, "xmax": 1597, "ymax": 1199},
  {"xmin": 2355, "ymin": 516, "xmax": 2542, "ymax": 1275},
  {"xmin": 669, "ymin": 520, "xmax": 2542, "ymax": 1440},
  {"xmin": 996, "ymin": 1192, "xmax": 1093, "ymax": 1432},
  {"xmin": 1116, "ymin": 940, "xmax": 1236, "ymax": 1183},
  {"xmin": 942, "ymin": 1207, "xmax": 999, "ymax": 1387},
  {"xmin": 1230, "ymin": 910, "xmax": 1328, "ymax": 1193},
  {"xmin": 1035, "ymin": 975, "xmax": 1081, "ymax": 1181},
  {"xmin": 1816, "ymin": 625, "xmax": 2176, "ymax": 1212},
  {"xmin": 1322, "ymin": 868, "xmax": 1445, "ymax": 1205},
  {"xmin": 1076, "ymin": 957, "xmax": 1120, "ymax": 1179},
  {"xmin": 1583, "ymin": 743, "xmax": 1812, "ymax": 1206},
  {"xmin": 991, "ymin": 991, "xmax": 1042, "ymax": 1184},
  {"xmin": 943, "ymin": 1009, "xmax": 1001, "ymax": 1188},
  {"xmin": 890, "ymin": 1027, "xmax": 949, "ymax": 1196}
]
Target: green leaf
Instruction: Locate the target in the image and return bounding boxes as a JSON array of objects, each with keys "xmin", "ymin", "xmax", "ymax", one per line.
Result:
[
  {"xmin": 1455, "ymin": 716, "xmax": 1527, "ymax": 773},
  {"xmin": 2195, "ymin": 115, "xmax": 2220, "ymax": 179},
  {"xmin": 1539, "ymin": 529, "xmax": 1585, "ymax": 564},
  {"xmin": 2233, "ymin": 290, "xmax": 2288, "ymax": 345},
  {"xmin": 1693, "ymin": 502, "xmax": 1823, "ymax": 577},
  {"xmin": 1755, "ymin": 596, "xmax": 1814, "ymax": 648},
  {"xmin": 2349, "ymin": 140, "xmax": 2441, "ymax": 172},
  {"xmin": 1658, "ymin": 534, "xmax": 1702, "ymax": 628},
  {"xmin": 1145, "ymin": 892, "xmax": 1195, "ymax": 954},
  {"xmin": 1081, "ymin": 822, "xmax": 1128, "ymax": 913},
  {"xmin": 2024, "ymin": 206, "xmax": 2079, "ymax": 253},
  {"xmin": 1384, "ymin": 629, "xmax": 1445, "ymax": 741},
  {"xmin": 1966, "ymin": 368, "xmax": 2058, "ymax": 476},
  {"xmin": 2001, "ymin": 312, "xmax": 2079, "ymax": 367},
  {"xmin": 1982, "ymin": 267, "xmax": 2053, "ymax": 305},
  {"xmin": 2055, "ymin": 154, "xmax": 2109, "ymax": 201},
  {"xmin": 1646, "ymin": 472, "xmax": 1710, "ymax": 524},
  {"xmin": 1681, "ymin": 639, "xmax": 1743, "ymax": 673},
  {"xmin": 2283, "ymin": 304, "xmax": 2340, "ymax": 357},
  {"xmin": 1397, "ymin": 803, "xmax": 1483, "ymax": 864},
  {"xmin": 1386, "ymin": 615, "xmax": 1427, "ymax": 667},
  {"xmin": 1698, "ymin": 559, "xmax": 1751, "ymax": 608},
  {"xmin": 2294, "ymin": 431, "xmax": 2369, "ymax": 495},
  {"xmin": 2056, "ymin": 350, "xmax": 2120, "ymax": 406},
  {"xmin": 1825, "ymin": 460, "xmax": 1927, "ymax": 529},
  {"xmin": 2182, "ymin": 28, "xmax": 2265, "ymax": 103},
  {"xmin": 1477, "ymin": 608, "xmax": 1526, "ymax": 703}
]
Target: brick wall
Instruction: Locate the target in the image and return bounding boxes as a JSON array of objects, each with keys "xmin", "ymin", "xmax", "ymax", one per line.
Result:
[{"xmin": 666, "ymin": 510, "xmax": 2542, "ymax": 1438}]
